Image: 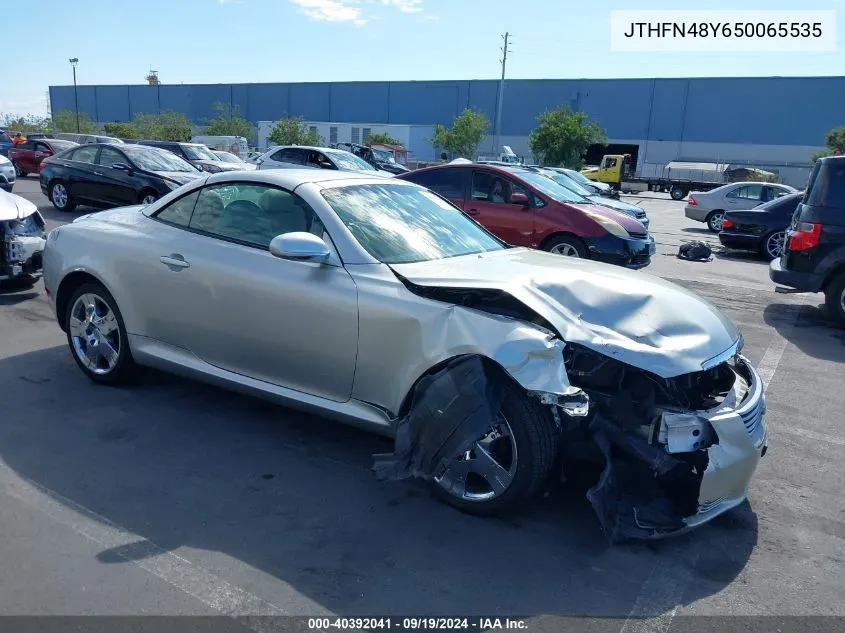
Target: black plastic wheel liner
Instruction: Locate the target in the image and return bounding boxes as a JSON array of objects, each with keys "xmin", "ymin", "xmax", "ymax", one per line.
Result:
[{"xmin": 373, "ymin": 356, "xmax": 504, "ymax": 482}]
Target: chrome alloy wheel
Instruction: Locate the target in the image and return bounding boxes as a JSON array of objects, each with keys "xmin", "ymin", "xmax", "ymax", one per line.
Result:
[
  {"xmin": 434, "ymin": 416, "xmax": 518, "ymax": 502},
  {"xmin": 765, "ymin": 231, "xmax": 786, "ymax": 259},
  {"xmin": 708, "ymin": 211, "xmax": 725, "ymax": 232},
  {"xmin": 52, "ymin": 183, "xmax": 69, "ymax": 208},
  {"xmin": 141, "ymin": 193, "xmax": 157, "ymax": 205},
  {"xmin": 549, "ymin": 243, "xmax": 580, "ymax": 257},
  {"xmin": 69, "ymin": 293, "xmax": 121, "ymax": 375}
]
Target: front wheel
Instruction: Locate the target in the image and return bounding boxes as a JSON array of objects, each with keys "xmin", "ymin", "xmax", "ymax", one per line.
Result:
[
  {"xmin": 65, "ymin": 282, "xmax": 136, "ymax": 384},
  {"xmin": 50, "ymin": 181, "xmax": 76, "ymax": 212},
  {"xmin": 138, "ymin": 190, "xmax": 158, "ymax": 205},
  {"xmin": 431, "ymin": 379, "xmax": 559, "ymax": 516},
  {"xmin": 707, "ymin": 210, "xmax": 725, "ymax": 233},
  {"xmin": 543, "ymin": 235, "xmax": 589, "ymax": 258},
  {"xmin": 824, "ymin": 272, "xmax": 845, "ymax": 326}
]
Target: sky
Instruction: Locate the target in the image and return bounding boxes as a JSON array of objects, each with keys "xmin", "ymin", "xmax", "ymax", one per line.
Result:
[{"xmin": 2, "ymin": 0, "xmax": 843, "ymax": 117}]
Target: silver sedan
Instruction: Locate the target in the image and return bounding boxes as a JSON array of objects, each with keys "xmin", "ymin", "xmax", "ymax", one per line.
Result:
[
  {"xmin": 684, "ymin": 181, "xmax": 797, "ymax": 232},
  {"xmin": 41, "ymin": 170, "xmax": 767, "ymax": 540}
]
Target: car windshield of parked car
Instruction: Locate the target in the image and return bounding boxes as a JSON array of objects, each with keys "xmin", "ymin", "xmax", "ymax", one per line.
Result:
[
  {"xmin": 516, "ymin": 170, "xmax": 585, "ymax": 203},
  {"xmin": 182, "ymin": 144, "xmax": 218, "ymax": 161},
  {"xmin": 213, "ymin": 151, "xmax": 243, "ymax": 164},
  {"xmin": 326, "ymin": 150, "xmax": 377, "ymax": 172},
  {"xmin": 542, "ymin": 170, "xmax": 593, "ymax": 198},
  {"xmin": 124, "ymin": 147, "xmax": 196, "ymax": 172},
  {"xmin": 565, "ymin": 169, "xmax": 594, "ymax": 185},
  {"xmin": 322, "ymin": 183, "xmax": 505, "ymax": 264},
  {"xmin": 372, "ymin": 148, "xmax": 396, "ymax": 164}
]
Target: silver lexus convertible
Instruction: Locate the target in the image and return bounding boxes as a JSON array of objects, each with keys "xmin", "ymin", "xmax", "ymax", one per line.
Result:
[{"xmin": 42, "ymin": 170, "xmax": 767, "ymax": 541}]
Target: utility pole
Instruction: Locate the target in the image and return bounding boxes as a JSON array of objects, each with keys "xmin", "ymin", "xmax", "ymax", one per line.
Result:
[
  {"xmin": 493, "ymin": 32, "xmax": 511, "ymax": 154},
  {"xmin": 69, "ymin": 58, "xmax": 80, "ymax": 133}
]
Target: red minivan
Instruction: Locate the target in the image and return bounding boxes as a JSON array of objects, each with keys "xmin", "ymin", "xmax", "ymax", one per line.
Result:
[
  {"xmin": 398, "ymin": 163, "xmax": 655, "ymax": 269},
  {"xmin": 7, "ymin": 139, "xmax": 78, "ymax": 177}
]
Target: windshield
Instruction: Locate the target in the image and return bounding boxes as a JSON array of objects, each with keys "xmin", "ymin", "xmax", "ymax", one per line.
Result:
[
  {"xmin": 565, "ymin": 169, "xmax": 594, "ymax": 185},
  {"xmin": 326, "ymin": 150, "xmax": 376, "ymax": 172},
  {"xmin": 322, "ymin": 183, "xmax": 505, "ymax": 264},
  {"xmin": 516, "ymin": 171, "xmax": 587, "ymax": 204},
  {"xmin": 124, "ymin": 147, "xmax": 196, "ymax": 172},
  {"xmin": 542, "ymin": 170, "xmax": 593, "ymax": 198},
  {"xmin": 372, "ymin": 148, "xmax": 396, "ymax": 163},
  {"xmin": 213, "ymin": 151, "xmax": 243, "ymax": 163},
  {"xmin": 182, "ymin": 144, "xmax": 218, "ymax": 161}
]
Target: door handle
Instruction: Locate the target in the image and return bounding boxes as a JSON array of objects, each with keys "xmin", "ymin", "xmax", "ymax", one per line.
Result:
[
  {"xmin": 93, "ymin": 171, "xmax": 104, "ymax": 176},
  {"xmin": 159, "ymin": 255, "xmax": 190, "ymax": 269},
  {"xmin": 467, "ymin": 208, "xmax": 480, "ymax": 215}
]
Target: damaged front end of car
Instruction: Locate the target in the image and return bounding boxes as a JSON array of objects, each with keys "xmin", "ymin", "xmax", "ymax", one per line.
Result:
[
  {"xmin": 373, "ymin": 275, "xmax": 767, "ymax": 543},
  {"xmin": 0, "ymin": 203, "xmax": 46, "ymax": 282}
]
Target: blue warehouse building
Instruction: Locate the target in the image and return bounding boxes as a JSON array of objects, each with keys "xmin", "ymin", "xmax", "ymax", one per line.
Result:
[{"xmin": 49, "ymin": 76, "xmax": 841, "ymax": 186}]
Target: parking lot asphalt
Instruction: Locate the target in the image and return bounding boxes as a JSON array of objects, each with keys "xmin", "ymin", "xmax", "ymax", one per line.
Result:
[{"xmin": 1, "ymin": 178, "xmax": 844, "ymax": 628}]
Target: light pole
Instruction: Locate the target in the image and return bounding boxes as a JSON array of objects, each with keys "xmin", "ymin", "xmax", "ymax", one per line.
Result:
[
  {"xmin": 493, "ymin": 32, "xmax": 511, "ymax": 154},
  {"xmin": 69, "ymin": 58, "xmax": 79, "ymax": 133}
]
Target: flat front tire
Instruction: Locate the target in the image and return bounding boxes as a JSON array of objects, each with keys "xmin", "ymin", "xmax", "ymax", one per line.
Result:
[
  {"xmin": 65, "ymin": 281, "xmax": 136, "ymax": 384},
  {"xmin": 431, "ymin": 379, "xmax": 560, "ymax": 516},
  {"xmin": 824, "ymin": 272, "xmax": 845, "ymax": 326}
]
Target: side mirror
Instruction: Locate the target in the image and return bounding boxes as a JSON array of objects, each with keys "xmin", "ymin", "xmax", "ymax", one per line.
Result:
[
  {"xmin": 112, "ymin": 163, "xmax": 129, "ymax": 171},
  {"xmin": 510, "ymin": 192, "xmax": 530, "ymax": 206},
  {"xmin": 269, "ymin": 232, "xmax": 331, "ymax": 262}
]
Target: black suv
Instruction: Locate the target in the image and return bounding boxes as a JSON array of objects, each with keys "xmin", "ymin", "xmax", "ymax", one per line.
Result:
[{"xmin": 770, "ymin": 156, "xmax": 845, "ymax": 324}]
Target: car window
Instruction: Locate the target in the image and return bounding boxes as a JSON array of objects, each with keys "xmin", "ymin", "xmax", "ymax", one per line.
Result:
[
  {"xmin": 306, "ymin": 151, "xmax": 335, "ymax": 170},
  {"xmin": 97, "ymin": 147, "xmax": 126, "ymax": 167},
  {"xmin": 727, "ymin": 184, "xmax": 764, "ymax": 200},
  {"xmin": 806, "ymin": 160, "xmax": 845, "ymax": 208},
  {"xmin": 321, "ymin": 183, "xmax": 505, "ymax": 264},
  {"xmin": 70, "ymin": 145, "xmax": 99, "ymax": 163},
  {"xmin": 271, "ymin": 148, "xmax": 305, "ymax": 165},
  {"xmin": 405, "ymin": 168, "xmax": 467, "ymax": 199},
  {"xmin": 34, "ymin": 142, "xmax": 49, "ymax": 152},
  {"xmin": 155, "ymin": 190, "xmax": 200, "ymax": 227},
  {"xmin": 471, "ymin": 171, "xmax": 531, "ymax": 205},
  {"xmin": 189, "ymin": 183, "xmax": 324, "ymax": 248},
  {"xmin": 17, "ymin": 141, "xmax": 36, "ymax": 151}
]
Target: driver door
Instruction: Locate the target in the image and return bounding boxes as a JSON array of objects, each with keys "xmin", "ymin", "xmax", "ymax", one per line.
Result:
[
  {"xmin": 138, "ymin": 181, "xmax": 359, "ymax": 402},
  {"xmin": 466, "ymin": 169, "xmax": 534, "ymax": 246}
]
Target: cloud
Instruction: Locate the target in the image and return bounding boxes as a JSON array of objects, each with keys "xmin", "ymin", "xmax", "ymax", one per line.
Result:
[{"xmin": 289, "ymin": 0, "xmax": 424, "ymax": 25}]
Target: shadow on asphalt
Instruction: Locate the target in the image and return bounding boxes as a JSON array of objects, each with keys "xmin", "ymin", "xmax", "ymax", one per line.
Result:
[
  {"xmin": 0, "ymin": 279, "xmax": 39, "ymax": 304},
  {"xmin": 680, "ymin": 227, "xmax": 714, "ymax": 236},
  {"xmin": 764, "ymin": 302, "xmax": 845, "ymax": 361},
  {"xmin": 0, "ymin": 345, "xmax": 759, "ymax": 617}
]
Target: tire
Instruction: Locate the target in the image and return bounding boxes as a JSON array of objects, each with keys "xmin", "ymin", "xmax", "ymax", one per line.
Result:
[
  {"xmin": 64, "ymin": 281, "xmax": 136, "ymax": 385},
  {"xmin": 13, "ymin": 162, "xmax": 26, "ymax": 178},
  {"xmin": 760, "ymin": 230, "xmax": 786, "ymax": 260},
  {"xmin": 706, "ymin": 210, "xmax": 725, "ymax": 233},
  {"xmin": 431, "ymin": 377, "xmax": 560, "ymax": 516},
  {"xmin": 50, "ymin": 181, "xmax": 76, "ymax": 212},
  {"xmin": 138, "ymin": 190, "xmax": 158, "ymax": 205},
  {"xmin": 670, "ymin": 185, "xmax": 687, "ymax": 201},
  {"xmin": 543, "ymin": 234, "xmax": 589, "ymax": 258},
  {"xmin": 824, "ymin": 271, "xmax": 845, "ymax": 326}
]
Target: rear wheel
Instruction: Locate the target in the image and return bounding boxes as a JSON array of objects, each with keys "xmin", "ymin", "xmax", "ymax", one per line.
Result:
[
  {"xmin": 761, "ymin": 230, "xmax": 786, "ymax": 260},
  {"xmin": 670, "ymin": 185, "xmax": 687, "ymax": 201},
  {"xmin": 13, "ymin": 162, "xmax": 26, "ymax": 177},
  {"xmin": 707, "ymin": 210, "xmax": 725, "ymax": 233},
  {"xmin": 543, "ymin": 235, "xmax": 589, "ymax": 258},
  {"xmin": 50, "ymin": 181, "xmax": 75, "ymax": 212},
  {"xmin": 824, "ymin": 272, "xmax": 845, "ymax": 326},
  {"xmin": 431, "ymin": 378, "xmax": 559, "ymax": 516}
]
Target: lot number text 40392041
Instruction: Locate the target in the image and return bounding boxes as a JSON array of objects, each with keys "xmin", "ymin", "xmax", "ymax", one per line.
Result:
[{"xmin": 307, "ymin": 617, "xmax": 528, "ymax": 630}]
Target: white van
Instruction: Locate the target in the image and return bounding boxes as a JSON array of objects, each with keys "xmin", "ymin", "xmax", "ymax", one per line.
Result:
[{"xmin": 190, "ymin": 136, "xmax": 250, "ymax": 158}]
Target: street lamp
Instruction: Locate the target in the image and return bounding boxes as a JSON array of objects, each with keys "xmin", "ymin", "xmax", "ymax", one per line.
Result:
[{"xmin": 69, "ymin": 58, "xmax": 79, "ymax": 133}]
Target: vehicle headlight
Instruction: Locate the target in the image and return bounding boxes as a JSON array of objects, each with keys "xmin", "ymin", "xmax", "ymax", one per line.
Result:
[
  {"xmin": 583, "ymin": 211, "xmax": 629, "ymax": 238},
  {"xmin": 202, "ymin": 163, "xmax": 221, "ymax": 173}
]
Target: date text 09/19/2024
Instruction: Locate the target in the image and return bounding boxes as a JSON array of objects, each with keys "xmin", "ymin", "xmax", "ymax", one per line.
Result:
[{"xmin": 307, "ymin": 617, "xmax": 528, "ymax": 631}]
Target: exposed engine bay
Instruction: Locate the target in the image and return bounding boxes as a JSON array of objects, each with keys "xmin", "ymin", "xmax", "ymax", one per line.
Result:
[
  {"xmin": 0, "ymin": 197, "xmax": 46, "ymax": 282},
  {"xmin": 377, "ymin": 278, "xmax": 764, "ymax": 543}
]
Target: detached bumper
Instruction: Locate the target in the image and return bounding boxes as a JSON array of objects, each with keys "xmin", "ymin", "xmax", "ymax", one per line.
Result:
[
  {"xmin": 589, "ymin": 234, "xmax": 656, "ymax": 269},
  {"xmin": 769, "ymin": 257, "xmax": 824, "ymax": 293}
]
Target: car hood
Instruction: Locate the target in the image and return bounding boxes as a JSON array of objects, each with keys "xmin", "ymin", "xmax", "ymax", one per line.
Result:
[
  {"xmin": 156, "ymin": 171, "xmax": 202, "ymax": 184},
  {"xmin": 193, "ymin": 160, "xmax": 243, "ymax": 172},
  {"xmin": 570, "ymin": 202, "xmax": 647, "ymax": 233},
  {"xmin": 589, "ymin": 195, "xmax": 643, "ymax": 215},
  {"xmin": 391, "ymin": 248, "xmax": 740, "ymax": 378},
  {"xmin": 0, "ymin": 188, "xmax": 38, "ymax": 221}
]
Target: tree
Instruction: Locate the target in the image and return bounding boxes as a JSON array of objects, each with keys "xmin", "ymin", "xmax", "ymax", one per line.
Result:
[
  {"xmin": 431, "ymin": 109, "xmax": 489, "ymax": 159},
  {"xmin": 267, "ymin": 116, "xmax": 323, "ymax": 146},
  {"xmin": 810, "ymin": 126, "xmax": 845, "ymax": 163},
  {"xmin": 203, "ymin": 103, "xmax": 255, "ymax": 142},
  {"xmin": 51, "ymin": 109, "xmax": 97, "ymax": 134},
  {"xmin": 528, "ymin": 106, "xmax": 607, "ymax": 168},
  {"xmin": 0, "ymin": 113, "xmax": 52, "ymax": 134},
  {"xmin": 366, "ymin": 132, "xmax": 402, "ymax": 147},
  {"xmin": 103, "ymin": 122, "xmax": 140, "ymax": 138},
  {"xmin": 132, "ymin": 111, "xmax": 192, "ymax": 141}
]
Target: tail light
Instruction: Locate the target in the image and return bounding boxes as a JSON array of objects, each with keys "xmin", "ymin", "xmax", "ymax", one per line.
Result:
[
  {"xmin": 721, "ymin": 218, "xmax": 734, "ymax": 229},
  {"xmin": 787, "ymin": 222, "xmax": 822, "ymax": 251},
  {"xmin": 688, "ymin": 195, "xmax": 697, "ymax": 206},
  {"xmin": 38, "ymin": 161, "xmax": 47, "ymax": 171}
]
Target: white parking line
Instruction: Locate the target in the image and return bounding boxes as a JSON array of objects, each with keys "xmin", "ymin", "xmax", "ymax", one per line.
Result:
[
  {"xmin": 0, "ymin": 462, "xmax": 324, "ymax": 628},
  {"xmin": 756, "ymin": 300, "xmax": 804, "ymax": 392}
]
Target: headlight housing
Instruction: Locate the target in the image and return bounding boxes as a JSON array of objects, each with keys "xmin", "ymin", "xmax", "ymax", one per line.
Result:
[
  {"xmin": 202, "ymin": 163, "xmax": 222, "ymax": 173},
  {"xmin": 583, "ymin": 210, "xmax": 629, "ymax": 238}
]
